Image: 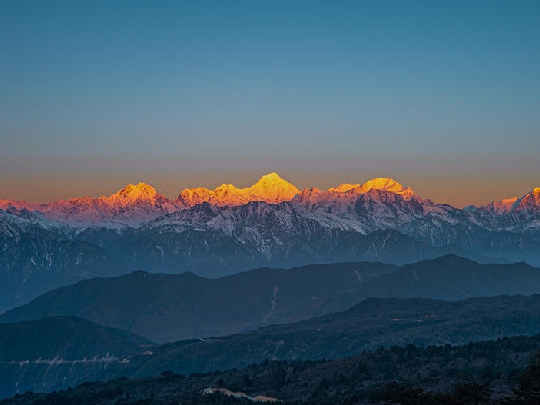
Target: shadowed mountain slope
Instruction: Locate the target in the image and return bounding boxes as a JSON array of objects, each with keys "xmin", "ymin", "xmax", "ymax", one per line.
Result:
[
  {"xmin": 4, "ymin": 294, "xmax": 540, "ymax": 399},
  {"xmin": 0, "ymin": 262, "xmax": 396, "ymax": 342},
  {"xmin": 2, "ymin": 256, "xmax": 540, "ymax": 343}
]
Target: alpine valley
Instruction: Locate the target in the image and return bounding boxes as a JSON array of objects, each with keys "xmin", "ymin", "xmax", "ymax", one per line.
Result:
[{"xmin": 1, "ymin": 173, "xmax": 540, "ymax": 312}]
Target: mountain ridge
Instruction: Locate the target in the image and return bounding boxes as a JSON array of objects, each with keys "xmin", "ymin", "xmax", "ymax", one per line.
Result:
[
  {"xmin": 5, "ymin": 294, "xmax": 540, "ymax": 400},
  {"xmin": 3, "ymin": 255, "xmax": 540, "ymax": 343},
  {"xmin": 3, "ymin": 173, "xmax": 539, "ymax": 229},
  {"xmin": 1, "ymin": 173, "xmax": 540, "ymax": 312}
]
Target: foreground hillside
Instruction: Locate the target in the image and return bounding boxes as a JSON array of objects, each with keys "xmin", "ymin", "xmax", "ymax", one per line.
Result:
[
  {"xmin": 0, "ymin": 317, "xmax": 152, "ymax": 400},
  {"xmin": 4, "ymin": 334, "xmax": 540, "ymax": 404},
  {"xmin": 104, "ymin": 293, "xmax": 540, "ymax": 378},
  {"xmin": 4, "ymin": 294, "xmax": 540, "ymax": 398},
  {"xmin": 0, "ymin": 316, "xmax": 151, "ymax": 360},
  {"xmin": 2, "ymin": 255, "xmax": 540, "ymax": 343}
]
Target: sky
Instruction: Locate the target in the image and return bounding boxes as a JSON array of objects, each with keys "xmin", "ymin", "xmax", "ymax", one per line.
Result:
[{"xmin": 0, "ymin": 1, "xmax": 539, "ymax": 207}]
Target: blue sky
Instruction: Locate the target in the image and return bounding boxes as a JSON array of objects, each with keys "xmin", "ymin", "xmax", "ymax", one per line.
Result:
[{"xmin": 1, "ymin": 1, "xmax": 539, "ymax": 206}]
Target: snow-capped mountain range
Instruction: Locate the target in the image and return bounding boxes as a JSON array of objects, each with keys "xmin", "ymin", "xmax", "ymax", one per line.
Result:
[
  {"xmin": 1, "ymin": 173, "xmax": 540, "ymax": 311},
  {"xmin": 1, "ymin": 172, "xmax": 539, "ymax": 233}
]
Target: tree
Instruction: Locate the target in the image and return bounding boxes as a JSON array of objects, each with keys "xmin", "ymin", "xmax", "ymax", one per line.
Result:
[
  {"xmin": 451, "ymin": 378, "xmax": 491, "ymax": 405},
  {"xmin": 509, "ymin": 351, "xmax": 540, "ymax": 404},
  {"xmin": 381, "ymin": 381, "xmax": 430, "ymax": 405}
]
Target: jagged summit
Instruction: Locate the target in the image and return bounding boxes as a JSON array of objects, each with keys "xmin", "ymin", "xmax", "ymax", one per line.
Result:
[
  {"xmin": 483, "ymin": 186, "xmax": 540, "ymax": 215},
  {"xmin": 359, "ymin": 178, "xmax": 408, "ymax": 193},
  {"xmin": 1, "ymin": 174, "xmax": 539, "ymax": 230},
  {"xmin": 251, "ymin": 172, "xmax": 299, "ymax": 199},
  {"xmin": 176, "ymin": 172, "xmax": 300, "ymax": 207},
  {"xmin": 329, "ymin": 183, "xmax": 360, "ymax": 193},
  {"xmin": 484, "ymin": 197, "xmax": 518, "ymax": 214},
  {"xmin": 323, "ymin": 177, "xmax": 414, "ymax": 197},
  {"xmin": 114, "ymin": 182, "xmax": 161, "ymax": 202},
  {"xmin": 253, "ymin": 172, "xmax": 290, "ymax": 189},
  {"xmin": 294, "ymin": 177, "xmax": 418, "ymax": 207},
  {"xmin": 257, "ymin": 172, "xmax": 281, "ymax": 181},
  {"xmin": 515, "ymin": 187, "xmax": 540, "ymax": 212}
]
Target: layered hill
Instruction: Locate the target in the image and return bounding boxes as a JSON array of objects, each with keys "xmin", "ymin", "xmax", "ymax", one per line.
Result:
[
  {"xmin": 4, "ymin": 293, "xmax": 540, "ymax": 399},
  {"xmin": 121, "ymin": 294, "xmax": 540, "ymax": 377},
  {"xmin": 1, "ymin": 173, "xmax": 540, "ymax": 311},
  {"xmin": 3, "ymin": 256, "xmax": 540, "ymax": 343},
  {"xmin": 0, "ymin": 262, "xmax": 398, "ymax": 342},
  {"xmin": 4, "ymin": 334, "xmax": 540, "ymax": 404},
  {"xmin": 0, "ymin": 210, "xmax": 487, "ymax": 311},
  {"xmin": 0, "ymin": 316, "xmax": 152, "ymax": 400},
  {"xmin": 0, "ymin": 316, "xmax": 151, "ymax": 360}
]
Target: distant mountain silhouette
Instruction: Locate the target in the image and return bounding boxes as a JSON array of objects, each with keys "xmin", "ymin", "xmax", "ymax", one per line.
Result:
[{"xmin": 2, "ymin": 255, "xmax": 540, "ymax": 343}]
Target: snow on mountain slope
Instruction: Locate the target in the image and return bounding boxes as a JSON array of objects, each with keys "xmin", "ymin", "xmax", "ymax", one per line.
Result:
[
  {"xmin": 294, "ymin": 178, "xmax": 419, "ymax": 207},
  {"xmin": 474, "ymin": 188, "xmax": 540, "ymax": 232},
  {"xmin": 484, "ymin": 197, "xmax": 518, "ymax": 215},
  {"xmin": 0, "ymin": 183, "xmax": 178, "ymax": 228},
  {"xmin": 175, "ymin": 172, "xmax": 300, "ymax": 207},
  {"xmin": 0, "ymin": 174, "xmax": 539, "ymax": 236},
  {"xmin": 515, "ymin": 188, "xmax": 540, "ymax": 214},
  {"xmin": 291, "ymin": 178, "xmax": 468, "ymax": 235}
]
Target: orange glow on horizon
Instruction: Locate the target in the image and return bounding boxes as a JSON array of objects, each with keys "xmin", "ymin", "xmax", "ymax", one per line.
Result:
[{"xmin": 1, "ymin": 172, "xmax": 539, "ymax": 209}]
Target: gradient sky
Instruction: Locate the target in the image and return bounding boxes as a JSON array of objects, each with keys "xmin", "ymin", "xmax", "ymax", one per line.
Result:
[{"xmin": 1, "ymin": 1, "xmax": 539, "ymax": 207}]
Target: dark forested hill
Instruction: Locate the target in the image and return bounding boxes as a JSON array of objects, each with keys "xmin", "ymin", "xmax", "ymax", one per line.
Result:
[
  {"xmin": 4, "ymin": 334, "xmax": 540, "ymax": 404},
  {"xmin": 0, "ymin": 316, "xmax": 151, "ymax": 360},
  {"xmin": 4, "ymin": 294, "xmax": 540, "ymax": 399},
  {"xmin": 0, "ymin": 261, "xmax": 396, "ymax": 342},
  {"xmin": 2, "ymin": 255, "xmax": 540, "ymax": 343}
]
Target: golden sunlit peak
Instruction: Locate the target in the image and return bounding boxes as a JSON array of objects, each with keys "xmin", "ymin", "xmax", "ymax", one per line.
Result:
[
  {"xmin": 502, "ymin": 197, "xmax": 518, "ymax": 203},
  {"xmin": 361, "ymin": 178, "xmax": 406, "ymax": 192},
  {"xmin": 254, "ymin": 172, "xmax": 289, "ymax": 185},
  {"xmin": 329, "ymin": 183, "xmax": 360, "ymax": 193},
  {"xmin": 176, "ymin": 172, "xmax": 299, "ymax": 207},
  {"xmin": 215, "ymin": 183, "xmax": 240, "ymax": 192},
  {"xmin": 252, "ymin": 172, "xmax": 298, "ymax": 189},
  {"xmin": 137, "ymin": 182, "xmax": 154, "ymax": 189},
  {"xmin": 120, "ymin": 182, "xmax": 157, "ymax": 193},
  {"xmin": 355, "ymin": 178, "xmax": 416, "ymax": 200},
  {"xmin": 114, "ymin": 182, "xmax": 160, "ymax": 201},
  {"xmin": 260, "ymin": 172, "xmax": 281, "ymax": 179},
  {"xmin": 487, "ymin": 196, "xmax": 518, "ymax": 213}
]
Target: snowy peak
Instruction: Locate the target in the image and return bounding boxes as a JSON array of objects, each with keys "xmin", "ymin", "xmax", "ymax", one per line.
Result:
[
  {"xmin": 348, "ymin": 178, "xmax": 417, "ymax": 201},
  {"xmin": 108, "ymin": 182, "xmax": 165, "ymax": 205},
  {"xmin": 175, "ymin": 187, "xmax": 215, "ymax": 207},
  {"xmin": 329, "ymin": 184, "xmax": 360, "ymax": 193},
  {"xmin": 2, "ymin": 175, "xmax": 539, "ymax": 231},
  {"xmin": 515, "ymin": 187, "xmax": 540, "ymax": 212},
  {"xmin": 0, "ymin": 198, "xmax": 33, "ymax": 211},
  {"xmin": 293, "ymin": 177, "xmax": 419, "ymax": 207},
  {"xmin": 484, "ymin": 197, "xmax": 518, "ymax": 214},
  {"xmin": 0, "ymin": 183, "xmax": 177, "ymax": 228},
  {"xmin": 483, "ymin": 187, "xmax": 540, "ymax": 215},
  {"xmin": 118, "ymin": 182, "xmax": 158, "ymax": 197},
  {"xmin": 358, "ymin": 178, "xmax": 411, "ymax": 195},
  {"xmin": 176, "ymin": 173, "xmax": 300, "ymax": 207},
  {"xmin": 249, "ymin": 172, "xmax": 300, "ymax": 202}
]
